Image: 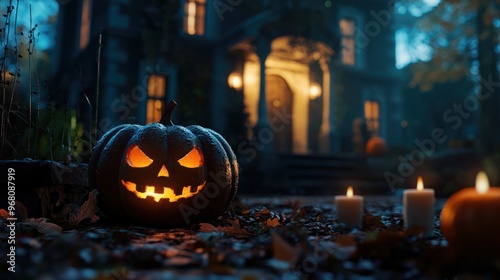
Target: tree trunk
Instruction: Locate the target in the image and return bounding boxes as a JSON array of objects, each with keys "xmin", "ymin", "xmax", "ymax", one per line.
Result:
[{"xmin": 477, "ymin": 3, "xmax": 500, "ymax": 153}]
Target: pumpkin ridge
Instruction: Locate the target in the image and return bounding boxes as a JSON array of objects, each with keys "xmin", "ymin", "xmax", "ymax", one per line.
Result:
[
  {"xmin": 187, "ymin": 125, "xmax": 237, "ymax": 220},
  {"xmin": 89, "ymin": 124, "xmax": 129, "ymax": 190},
  {"xmin": 93, "ymin": 125, "xmax": 140, "ymax": 218}
]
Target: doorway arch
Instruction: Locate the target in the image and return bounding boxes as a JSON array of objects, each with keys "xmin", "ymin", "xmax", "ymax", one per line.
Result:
[{"xmin": 266, "ymin": 74, "xmax": 293, "ymax": 153}]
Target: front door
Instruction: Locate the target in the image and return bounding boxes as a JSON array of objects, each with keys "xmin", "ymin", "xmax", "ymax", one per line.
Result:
[{"xmin": 266, "ymin": 75, "xmax": 293, "ymax": 153}]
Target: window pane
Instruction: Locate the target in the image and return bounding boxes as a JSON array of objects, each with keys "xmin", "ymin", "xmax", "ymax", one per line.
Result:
[
  {"xmin": 148, "ymin": 75, "xmax": 166, "ymax": 98},
  {"xmin": 185, "ymin": 0, "xmax": 206, "ymax": 35},
  {"xmin": 340, "ymin": 19, "xmax": 355, "ymax": 36},
  {"xmin": 364, "ymin": 101, "xmax": 372, "ymax": 119},
  {"xmin": 147, "ymin": 100, "xmax": 154, "ymax": 124},
  {"xmin": 372, "ymin": 102, "xmax": 379, "ymax": 119},
  {"xmin": 340, "ymin": 18, "xmax": 356, "ymax": 65},
  {"xmin": 364, "ymin": 100, "xmax": 380, "ymax": 135},
  {"xmin": 147, "ymin": 99, "xmax": 164, "ymax": 124}
]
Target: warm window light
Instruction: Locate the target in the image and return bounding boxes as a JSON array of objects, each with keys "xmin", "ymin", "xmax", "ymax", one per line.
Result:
[
  {"xmin": 476, "ymin": 171, "xmax": 490, "ymax": 194},
  {"xmin": 364, "ymin": 100, "xmax": 380, "ymax": 135},
  {"xmin": 186, "ymin": 1, "xmax": 196, "ymax": 35},
  {"xmin": 340, "ymin": 18, "xmax": 356, "ymax": 66},
  {"xmin": 417, "ymin": 176, "xmax": 424, "ymax": 191},
  {"xmin": 309, "ymin": 83, "xmax": 321, "ymax": 100},
  {"xmin": 347, "ymin": 186, "xmax": 353, "ymax": 197},
  {"xmin": 147, "ymin": 75, "xmax": 166, "ymax": 123},
  {"xmin": 185, "ymin": 0, "xmax": 205, "ymax": 35},
  {"xmin": 228, "ymin": 72, "xmax": 243, "ymax": 90}
]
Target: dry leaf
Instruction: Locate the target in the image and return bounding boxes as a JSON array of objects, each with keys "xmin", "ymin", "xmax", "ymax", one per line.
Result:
[
  {"xmin": 271, "ymin": 231, "xmax": 301, "ymax": 265},
  {"xmin": 266, "ymin": 218, "xmax": 280, "ymax": 228},
  {"xmin": 37, "ymin": 221, "xmax": 62, "ymax": 236},
  {"xmin": 336, "ymin": 235, "xmax": 357, "ymax": 247},
  {"xmin": 0, "ymin": 209, "xmax": 9, "ymax": 220},
  {"xmin": 15, "ymin": 201, "xmax": 28, "ymax": 221},
  {"xmin": 221, "ymin": 219, "xmax": 248, "ymax": 235},
  {"xmin": 69, "ymin": 189, "xmax": 99, "ymax": 225},
  {"xmin": 199, "ymin": 223, "xmax": 219, "ymax": 233},
  {"xmin": 289, "ymin": 200, "xmax": 300, "ymax": 219}
]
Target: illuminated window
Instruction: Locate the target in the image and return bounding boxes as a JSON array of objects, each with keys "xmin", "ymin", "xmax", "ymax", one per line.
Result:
[
  {"xmin": 147, "ymin": 75, "xmax": 166, "ymax": 123},
  {"xmin": 340, "ymin": 18, "xmax": 355, "ymax": 66},
  {"xmin": 364, "ymin": 100, "xmax": 379, "ymax": 136},
  {"xmin": 80, "ymin": 0, "xmax": 92, "ymax": 50},
  {"xmin": 184, "ymin": 0, "xmax": 206, "ymax": 35}
]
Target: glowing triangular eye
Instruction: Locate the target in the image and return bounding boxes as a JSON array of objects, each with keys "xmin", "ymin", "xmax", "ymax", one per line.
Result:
[
  {"xmin": 178, "ymin": 146, "xmax": 204, "ymax": 168},
  {"xmin": 126, "ymin": 145, "xmax": 153, "ymax": 168}
]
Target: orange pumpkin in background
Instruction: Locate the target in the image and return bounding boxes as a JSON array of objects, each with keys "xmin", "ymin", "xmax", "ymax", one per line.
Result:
[
  {"xmin": 89, "ymin": 101, "xmax": 238, "ymax": 226},
  {"xmin": 365, "ymin": 136, "xmax": 387, "ymax": 157}
]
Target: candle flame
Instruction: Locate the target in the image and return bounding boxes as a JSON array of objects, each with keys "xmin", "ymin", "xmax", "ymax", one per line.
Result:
[
  {"xmin": 416, "ymin": 176, "xmax": 424, "ymax": 191},
  {"xmin": 475, "ymin": 171, "xmax": 490, "ymax": 194},
  {"xmin": 347, "ymin": 186, "xmax": 353, "ymax": 197}
]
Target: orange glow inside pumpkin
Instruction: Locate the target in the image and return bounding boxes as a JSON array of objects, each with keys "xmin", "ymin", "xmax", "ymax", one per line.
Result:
[
  {"xmin": 122, "ymin": 180, "xmax": 206, "ymax": 202},
  {"xmin": 178, "ymin": 146, "xmax": 204, "ymax": 168},
  {"xmin": 126, "ymin": 145, "xmax": 154, "ymax": 168}
]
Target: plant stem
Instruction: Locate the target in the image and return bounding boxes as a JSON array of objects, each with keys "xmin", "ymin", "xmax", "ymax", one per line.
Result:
[
  {"xmin": 7, "ymin": 0, "xmax": 20, "ymax": 146},
  {"xmin": 1, "ymin": 0, "xmax": 14, "ymax": 150},
  {"xmin": 94, "ymin": 31, "xmax": 102, "ymax": 147},
  {"xmin": 27, "ymin": 4, "xmax": 32, "ymax": 157}
]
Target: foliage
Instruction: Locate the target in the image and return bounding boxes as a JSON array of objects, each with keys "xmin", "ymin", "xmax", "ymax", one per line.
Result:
[
  {"xmin": 402, "ymin": 0, "xmax": 500, "ymax": 152},
  {"xmin": 0, "ymin": 1, "xmax": 89, "ymax": 162},
  {"xmin": 1, "ymin": 102, "xmax": 89, "ymax": 162},
  {"xmin": 404, "ymin": 0, "xmax": 500, "ymax": 90}
]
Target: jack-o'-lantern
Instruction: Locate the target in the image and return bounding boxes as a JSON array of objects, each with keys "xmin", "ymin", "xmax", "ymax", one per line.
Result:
[{"xmin": 89, "ymin": 101, "xmax": 238, "ymax": 226}]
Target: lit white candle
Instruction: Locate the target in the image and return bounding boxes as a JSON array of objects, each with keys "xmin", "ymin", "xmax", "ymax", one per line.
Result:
[
  {"xmin": 335, "ymin": 186, "xmax": 364, "ymax": 228},
  {"xmin": 403, "ymin": 176, "xmax": 435, "ymax": 236}
]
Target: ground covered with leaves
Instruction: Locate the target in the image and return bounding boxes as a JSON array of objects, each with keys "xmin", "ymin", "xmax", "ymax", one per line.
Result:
[{"xmin": 1, "ymin": 195, "xmax": 500, "ymax": 279}]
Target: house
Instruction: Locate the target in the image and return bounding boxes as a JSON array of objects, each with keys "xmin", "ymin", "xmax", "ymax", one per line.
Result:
[{"xmin": 51, "ymin": 0, "xmax": 402, "ymax": 191}]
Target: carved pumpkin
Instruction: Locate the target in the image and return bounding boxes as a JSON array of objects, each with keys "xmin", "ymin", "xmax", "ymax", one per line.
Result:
[{"xmin": 89, "ymin": 101, "xmax": 238, "ymax": 226}]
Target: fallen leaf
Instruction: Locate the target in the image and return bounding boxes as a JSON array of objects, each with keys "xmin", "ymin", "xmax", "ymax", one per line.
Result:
[
  {"xmin": 336, "ymin": 235, "xmax": 357, "ymax": 247},
  {"xmin": 289, "ymin": 200, "xmax": 300, "ymax": 219},
  {"xmin": 271, "ymin": 231, "xmax": 301, "ymax": 265},
  {"xmin": 221, "ymin": 219, "xmax": 248, "ymax": 235},
  {"xmin": 266, "ymin": 218, "xmax": 280, "ymax": 228},
  {"xmin": 15, "ymin": 201, "xmax": 28, "ymax": 221},
  {"xmin": 37, "ymin": 221, "xmax": 62, "ymax": 236},
  {"xmin": 199, "ymin": 223, "xmax": 220, "ymax": 233},
  {"xmin": 69, "ymin": 189, "xmax": 99, "ymax": 225},
  {"xmin": 0, "ymin": 209, "xmax": 9, "ymax": 220}
]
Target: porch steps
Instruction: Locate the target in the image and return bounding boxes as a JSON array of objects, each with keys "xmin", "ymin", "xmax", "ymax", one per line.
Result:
[{"xmin": 277, "ymin": 154, "xmax": 391, "ymax": 195}]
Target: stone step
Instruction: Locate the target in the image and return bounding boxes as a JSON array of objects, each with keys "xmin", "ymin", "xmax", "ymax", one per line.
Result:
[{"xmin": 277, "ymin": 154, "xmax": 389, "ymax": 195}]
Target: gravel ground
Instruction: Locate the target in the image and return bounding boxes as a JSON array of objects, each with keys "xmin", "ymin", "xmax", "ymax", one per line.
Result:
[{"xmin": 1, "ymin": 195, "xmax": 498, "ymax": 280}]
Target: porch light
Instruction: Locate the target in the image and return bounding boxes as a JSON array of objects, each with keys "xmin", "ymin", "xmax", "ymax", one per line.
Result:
[
  {"xmin": 228, "ymin": 72, "xmax": 243, "ymax": 91},
  {"xmin": 309, "ymin": 83, "xmax": 322, "ymax": 100}
]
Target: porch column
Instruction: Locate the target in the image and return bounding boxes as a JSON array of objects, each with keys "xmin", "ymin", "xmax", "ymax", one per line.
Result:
[
  {"xmin": 255, "ymin": 38, "xmax": 271, "ymax": 129},
  {"xmin": 210, "ymin": 46, "xmax": 230, "ymax": 134},
  {"xmin": 318, "ymin": 56, "xmax": 340, "ymax": 153},
  {"xmin": 318, "ymin": 57, "xmax": 331, "ymax": 153}
]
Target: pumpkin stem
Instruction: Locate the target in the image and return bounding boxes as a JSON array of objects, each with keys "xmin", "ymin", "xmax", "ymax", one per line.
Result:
[{"xmin": 160, "ymin": 100, "xmax": 177, "ymax": 126}]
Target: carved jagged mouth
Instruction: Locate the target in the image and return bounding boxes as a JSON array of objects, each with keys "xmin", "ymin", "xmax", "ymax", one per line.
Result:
[{"xmin": 121, "ymin": 180, "xmax": 206, "ymax": 202}]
